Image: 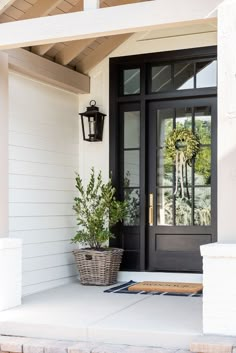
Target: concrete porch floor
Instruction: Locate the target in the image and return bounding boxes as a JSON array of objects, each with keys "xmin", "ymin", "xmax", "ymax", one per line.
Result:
[{"xmin": 0, "ymin": 283, "xmax": 202, "ymax": 350}]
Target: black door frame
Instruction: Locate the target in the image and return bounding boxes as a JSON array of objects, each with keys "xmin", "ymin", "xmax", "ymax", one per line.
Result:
[
  {"xmin": 148, "ymin": 97, "xmax": 217, "ymax": 272},
  {"xmin": 109, "ymin": 46, "xmax": 217, "ymax": 272}
]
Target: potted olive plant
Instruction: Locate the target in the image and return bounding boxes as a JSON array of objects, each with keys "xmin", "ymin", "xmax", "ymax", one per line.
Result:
[{"xmin": 72, "ymin": 168, "xmax": 127, "ymax": 286}]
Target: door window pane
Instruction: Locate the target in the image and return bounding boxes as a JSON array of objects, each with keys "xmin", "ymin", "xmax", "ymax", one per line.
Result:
[
  {"xmin": 151, "ymin": 65, "xmax": 172, "ymax": 92},
  {"xmin": 124, "ymin": 188, "xmax": 140, "ymax": 226},
  {"xmin": 124, "ymin": 150, "xmax": 139, "ymax": 187},
  {"xmin": 175, "ymin": 190, "xmax": 192, "ymax": 226},
  {"xmin": 157, "ymin": 188, "xmax": 173, "ymax": 225},
  {"xmin": 195, "ymin": 106, "xmax": 211, "ymax": 144},
  {"xmin": 176, "ymin": 107, "xmax": 192, "ymax": 130},
  {"xmin": 123, "ymin": 68, "xmax": 140, "ymax": 95},
  {"xmin": 174, "ymin": 62, "xmax": 194, "ymax": 90},
  {"xmin": 124, "ymin": 111, "xmax": 140, "ymax": 149},
  {"xmin": 157, "ymin": 109, "xmax": 174, "ymax": 186},
  {"xmin": 195, "ymin": 147, "xmax": 211, "ymax": 186},
  {"xmin": 194, "ymin": 187, "xmax": 211, "ymax": 225},
  {"xmin": 196, "ymin": 60, "xmax": 217, "ymax": 88}
]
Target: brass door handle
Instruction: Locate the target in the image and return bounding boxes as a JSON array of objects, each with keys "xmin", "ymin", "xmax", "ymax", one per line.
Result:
[{"xmin": 149, "ymin": 193, "xmax": 153, "ymax": 226}]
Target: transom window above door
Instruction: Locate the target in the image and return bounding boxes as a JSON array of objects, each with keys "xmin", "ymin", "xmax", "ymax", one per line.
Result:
[{"xmin": 121, "ymin": 59, "xmax": 217, "ymax": 96}]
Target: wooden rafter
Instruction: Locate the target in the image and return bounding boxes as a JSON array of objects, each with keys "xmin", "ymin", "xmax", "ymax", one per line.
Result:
[
  {"xmin": 7, "ymin": 48, "xmax": 90, "ymax": 94},
  {"xmin": 19, "ymin": 0, "xmax": 64, "ymax": 20},
  {"xmin": 0, "ymin": 0, "xmax": 221, "ymax": 50},
  {"xmin": 0, "ymin": 0, "xmax": 15, "ymax": 15},
  {"xmin": 54, "ymin": 0, "xmax": 139, "ymax": 66},
  {"xmin": 76, "ymin": 33, "xmax": 132, "ymax": 74},
  {"xmin": 55, "ymin": 38, "xmax": 95, "ymax": 65},
  {"xmin": 31, "ymin": 0, "xmax": 84, "ymax": 56}
]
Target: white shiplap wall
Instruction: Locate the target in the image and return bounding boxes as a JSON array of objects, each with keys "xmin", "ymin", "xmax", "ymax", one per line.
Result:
[{"xmin": 8, "ymin": 72, "xmax": 79, "ymax": 296}]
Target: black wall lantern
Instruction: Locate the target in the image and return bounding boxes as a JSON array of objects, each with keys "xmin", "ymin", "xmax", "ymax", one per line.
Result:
[{"xmin": 80, "ymin": 100, "xmax": 106, "ymax": 142}]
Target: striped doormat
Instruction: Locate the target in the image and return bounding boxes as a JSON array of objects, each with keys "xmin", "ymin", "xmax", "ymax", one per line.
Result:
[{"xmin": 104, "ymin": 280, "xmax": 202, "ymax": 297}]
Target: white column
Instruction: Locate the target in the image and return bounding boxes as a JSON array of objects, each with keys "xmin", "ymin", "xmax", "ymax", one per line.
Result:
[
  {"xmin": 218, "ymin": 0, "xmax": 236, "ymax": 243},
  {"xmin": 83, "ymin": 0, "xmax": 99, "ymax": 11},
  {"xmin": 201, "ymin": 243, "xmax": 236, "ymax": 335},
  {"xmin": 0, "ymin": 52, "xmax": 8, "ymax": 238},
  {"xmin": 0, "ymin": 53, "xmax": 22, "ymax": 309}
]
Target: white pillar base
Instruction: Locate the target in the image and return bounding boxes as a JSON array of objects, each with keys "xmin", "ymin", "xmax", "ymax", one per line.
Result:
[
  {"xmin": 0, "ymin": 238, "xmax": 22, "ymax": 311},
  {"xmin": 201, "ymin": 243, "xmax": 236, "ymax": 336}
]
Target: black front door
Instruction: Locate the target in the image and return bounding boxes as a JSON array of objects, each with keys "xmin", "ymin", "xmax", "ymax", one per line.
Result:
[
  {"xmin": 147, "ymin": 98, "xmax": 217, "ymax": 272},
  {"xmin": 109, "ymin": 46, "xmax": 217, "ymax": 272}
]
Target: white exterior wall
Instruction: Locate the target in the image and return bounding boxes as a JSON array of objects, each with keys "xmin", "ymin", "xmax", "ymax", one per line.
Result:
[
  {"xmin": 217, "ymin": 0, "xmax": 236, "ymax": 243},
  {"xmin": 78, "ymin": 30, "xmax": 217, "ymax": 182},
  {"xmin": 9, "ymin": 73, "xmax": 79, "ymax": 296},
  {"xmin": 0, "ymin": 52, "xmax": 9, "ymax": 238}
]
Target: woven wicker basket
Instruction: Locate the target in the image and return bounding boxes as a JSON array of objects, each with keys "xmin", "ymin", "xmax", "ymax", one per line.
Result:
[{"xmin": 73, "ymin": 248, "xmax": 123, "ymax": 286}]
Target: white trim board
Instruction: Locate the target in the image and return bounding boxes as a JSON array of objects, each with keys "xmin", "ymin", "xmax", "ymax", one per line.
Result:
[
  {"xmin": 0, "ymin": 0, "xmax": 222, "ymax": 49},
  {"xmin": 117, "ymin": 271, "xmax": 203, "ymax": 283}
]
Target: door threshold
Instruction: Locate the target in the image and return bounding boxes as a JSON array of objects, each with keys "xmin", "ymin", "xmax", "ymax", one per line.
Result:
[{"xmin": 118, "ymin": 271, "xmax": 202, "ymax": 283}]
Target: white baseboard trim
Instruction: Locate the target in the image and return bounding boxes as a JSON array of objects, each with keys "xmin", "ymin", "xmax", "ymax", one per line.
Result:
[{"xmin": 117, "ymin": 271, "xmax": 203, "ymax": 283}]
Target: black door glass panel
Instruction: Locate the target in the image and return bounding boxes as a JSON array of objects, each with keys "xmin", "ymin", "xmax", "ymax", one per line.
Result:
[
  {"xmin": 123, "ymin": 68, "xmax": 140, "ymax": 95},
  {"xmin": 194, "ymin": 187, "xmax": 211, "ymax": 225},
  {"xmin": 196, "ymin": 60, "xmax": 217, "ymax": 88},
  {"xmin": 194, "ymin": 106, "xmax": 211, "ymax": 144},
  {"xmin": 157, "ymin": 188, "xmax": 173, "ymax": 225},
  {"xmin": 157, "ymin": 109, "xmax": 174, "ymax": 187},
  {"xmin": 175, "ymin": 189, "xmax": 192, "ymax": 226},
  {"xmin": 124, "ymin": 150, "xmax": 140, "ymax": 187},
  {"xmin": 124, "ymin": 188, "xmax": 140, "ymax": 226},
  {"xmin": 176, "ymin": 107, "xmax": 192, "ymax": 130},
  {"xmin": 174, "ymin": 62, "xmax": 194, "ymax": 90},
  {"xmin": 151, "ymin": 65, "xmax": 172, "ymax": 92},
  {"xmin": 156, "ymin": 105, "xmax": 212, "ymax": 227},
  {"xmin": 195, "ymin": 147, "xmax": 211, "ymax": 186},
  {"xmin": 124, "ymin": 111, "xmax": 140, "ymax": 149}
]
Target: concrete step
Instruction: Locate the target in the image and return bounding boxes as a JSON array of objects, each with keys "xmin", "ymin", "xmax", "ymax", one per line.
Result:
[
  {"xmin": 0, "ymin": 335, "xmax": 190, "ymax": 353},
  {"xmin": 190, "ymin": 335, "xmax": 236, "ymax": 353}
]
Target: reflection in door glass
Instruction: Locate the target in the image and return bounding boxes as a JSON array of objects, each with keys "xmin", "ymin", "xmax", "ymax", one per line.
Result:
[
  {"xmin": 124, "ymin": 111, "xmax": 140, "ymax": 148},
  {"xmin": 124, "ymin": 188, "xmax": 140, "ymax": 226},
  {"xmin": 123, "ymin": 69, "xmax": 140, "ymax": 95},
  {"xmin": 151, "ymin": 65, "xmax": 172, "ymax": 92},
  {"xmin": 175, "ymin": 189, "xmax": 192, "ymax": 226},
  {"xmin": 194, "ymin": 187, "xmax": 211, "ymax": 225},
  {"xmin": 124, "ymin": 150, "xmax": 140, "ymax": 187},
  {"xmin": 174, "ymin": 62, "xmax": 194, "ymax": 90},
  {"xmin": 156, "ymin": 106, "xmax": 212, "ymax": 226},
  {"xmin": 157, "ymin": 188, "xmax": 173, "ymax": 225},
  {"xmin": 195, "ymin": 147, "xmax": 211, "ymax": 186},
  {"xmin": 196, "ymin": 60, "xmax": 217, "ymax": 88},
  {"xmin": 195, "ymin": 106, "xmax": 211, "ymax": 144}
]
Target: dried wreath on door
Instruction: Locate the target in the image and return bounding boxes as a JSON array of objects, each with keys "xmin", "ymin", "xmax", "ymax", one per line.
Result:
[{"xmin": 165, "ymin": 129, "xmax": 200, "ymax": 199}]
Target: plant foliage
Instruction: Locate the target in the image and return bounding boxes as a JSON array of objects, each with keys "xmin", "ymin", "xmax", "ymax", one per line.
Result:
[{"xmin": 72, "ymin": 168, "xmax": 127, "ymax": 249}]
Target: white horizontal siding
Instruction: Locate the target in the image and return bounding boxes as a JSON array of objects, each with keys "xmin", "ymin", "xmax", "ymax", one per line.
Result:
[
  {"xmin": 9, "ymin": 175, "xmax": 75, "ymax": 191},
  {"xmin": 9, "ymin": 189, "xmax": 75, "ymax": 203},
  {"xmin": 22, "ymin": 277, "xmax": 78, "ymax": 297},
  {"xmin": 9, "ymin": 131, "xmax": 79, "ymax": 155},
  {"xmin": 9, "ymin": 228, "xmax": 76, "ymax": 244},
  {"xmin": 9, "ymin": 160, "xmax": 76, "ymax": 178},
  {"xmin": 9, "ymin": 203, "xmax": 74, "ymax": 217},
  {"xmin": 23, "ymin": 253, "xmax": 75, "ymax": 272},
  {"xmin": 9, "ymin": 72, "xmax": 79, "ymax": 295}
]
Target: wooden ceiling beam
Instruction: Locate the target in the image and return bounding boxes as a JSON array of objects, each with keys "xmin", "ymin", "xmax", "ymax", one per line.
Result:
[
  {"xmin": 31, "ymin": 0, "xmax": 84, "ymax": 56},
  {"xmin": 0, "ymin": 0, "xmax": 15, "ymax": 15},
  {"xmin": 20, "ymin": 0, "xmax": 64, "ymax": 20},
  {"xmin": 54, "ymin": 0, "xmax": 144, "ymax": 65},
  {"xmin": 55, "ymin": 38, "xmax": 94, "ymax": 65},
  {"xmin": 0, "ymin": 0, "xmax": 221, "ymax": 50},
  {"xmin": 76, "ymin": 33, "xmax": 132, "ymax": 74},
  {"xmin": 7, "ymin": 48, "xmax": 90, "ymax": 94}
]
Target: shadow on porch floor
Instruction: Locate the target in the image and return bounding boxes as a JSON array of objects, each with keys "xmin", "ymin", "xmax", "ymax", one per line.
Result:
[{"xmin": 0, "ymin": 282, "xmax": 202, "ymax": 349}]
